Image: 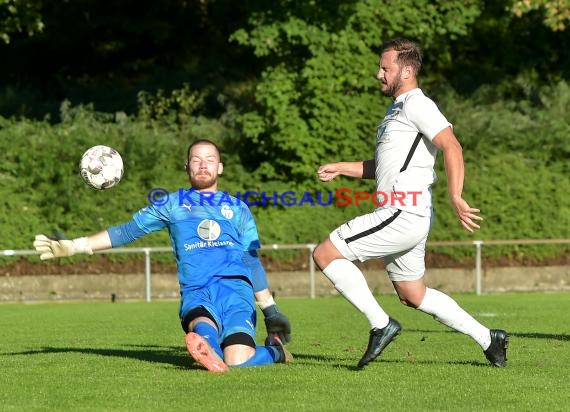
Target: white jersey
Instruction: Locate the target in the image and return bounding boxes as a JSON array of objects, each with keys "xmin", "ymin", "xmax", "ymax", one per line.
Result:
[{"xmin": 375, "ymin": 88, "xmax": 451, "ymax": 216}]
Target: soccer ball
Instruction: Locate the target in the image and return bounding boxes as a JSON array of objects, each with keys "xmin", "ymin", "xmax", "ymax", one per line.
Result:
[{"xmin": 79, "ymin": 145, "xmax": 124, "ymax": 190}]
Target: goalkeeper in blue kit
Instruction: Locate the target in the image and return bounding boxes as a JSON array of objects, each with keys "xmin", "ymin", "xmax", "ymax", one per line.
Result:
[{"xmin": 33, "ymin": 139, "xmax": 292, "ymax": 373}]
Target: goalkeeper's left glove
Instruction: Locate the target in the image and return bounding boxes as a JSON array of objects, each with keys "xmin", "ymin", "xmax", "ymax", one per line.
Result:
[
  {"xmin": 258, "ymin": 295, "xmax": 292, "ymax": 344},
  {"xmin": 33, "ymin": 234, "xmax": 93, "ymax": 260}
]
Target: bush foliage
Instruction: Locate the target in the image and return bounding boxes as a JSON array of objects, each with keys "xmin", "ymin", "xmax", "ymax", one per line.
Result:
[
  {"xmin": 1, "ymin": 82, "xmax": 568, "ymax": 263},
  {"xmin": 1, "ymin": 1, "xmax": 569, "ymax": 265}
]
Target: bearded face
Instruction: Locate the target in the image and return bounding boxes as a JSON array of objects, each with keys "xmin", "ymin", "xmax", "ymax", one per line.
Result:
[
  {"xmin": 377, "ymin": 49, "xmax": 408, "ymax": 98},
  {"xmin": 187, "ymin": 143, "xmax": 223, "ymax": 191},
  {"xmin": 380, "ymin": 68, "xmax": 404, "ymax": 98}
]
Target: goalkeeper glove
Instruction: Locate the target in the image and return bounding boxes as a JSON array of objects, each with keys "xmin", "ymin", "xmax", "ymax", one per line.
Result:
[
  {"xmin": 258, "ymin": 295, "xmax": 292, "ymax": 344},
  {"xmin": 33, "ymin": 234, "xmax": 93, "ymax": 260}
]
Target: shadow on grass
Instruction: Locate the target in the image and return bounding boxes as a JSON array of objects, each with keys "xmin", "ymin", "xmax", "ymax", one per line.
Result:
[
  {"xmin": 5, "ymin": 345, "xmax": 338, "ymax": 371},
  {"xmin": 3, "ymin": 344, "xmax": 205, "ymax": 370},
  {"xmin": 287, "ymin": 353, "xmax": 365, "ymax": 370},
  {"xmin": 509, "ymin": 332, "xmax": 570, "ymax": 341},
  {"xmin": 290, "ymin": 353, "xmax": 492, "ymax": 370},
  {"xmin": 376, "ymin": 358, "xmax": 490, "ymax": 367},
  {"xmin": 5, "ymin": 346, "xmax": 511, "ymax": 371},
  {"xmin": 285, "ymin": 353, "xmax": 348, "ymax": 363},
  {"xmin": 404, "ymin": 329, "xmax": 570, "ymax": 342},
  {"xmin": 6, "ymin": 331, "xmax": 565, "ymax": 372}
]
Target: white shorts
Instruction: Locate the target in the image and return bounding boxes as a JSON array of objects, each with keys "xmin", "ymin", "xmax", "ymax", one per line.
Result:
[{"xmin": 329, "ymin": 207, "xmax": 431, "ymax": 281}]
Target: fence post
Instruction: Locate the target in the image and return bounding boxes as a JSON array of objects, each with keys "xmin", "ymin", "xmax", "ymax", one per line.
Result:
[
  {"xmin": 144, "ymin": 248, "xmax": 152, "ymax": 302},
  {"xmin": 473, "ymin": 240, "xmax": 483, "ymax": 295},
  {"xmin": 308, "ymin": 244, "xmax": 316, "ymax": 299}
]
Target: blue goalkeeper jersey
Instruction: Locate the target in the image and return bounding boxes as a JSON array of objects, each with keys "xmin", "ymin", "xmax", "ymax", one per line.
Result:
[{"xmin": 133, "ymin": 189, "xmax": 261, "ymax": 291}]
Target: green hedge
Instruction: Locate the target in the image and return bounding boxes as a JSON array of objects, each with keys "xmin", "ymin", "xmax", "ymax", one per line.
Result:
[{"xmin": 1, "ymin": 88, "xmax": 568, "ymax": 265}]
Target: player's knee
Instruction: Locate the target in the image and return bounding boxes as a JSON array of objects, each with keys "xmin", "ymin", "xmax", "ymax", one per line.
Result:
[
  {"xmin": 312, "ymin": 244, "xmax": 324, "ymax": 269},
  {"xmin": 313, "ymin": 241, "xmax": 335, "ymax": 270},
  {"xmin": 394, "ymin": 288, "xmax": 423, "ymax": 308},
  {"xmin": 393, "ymin": 280, "xmax": 426, "ymax": 308},
  {"xmin": 396, "ymin": 290, "xmax": 424, "ymax": 308},
  {"xmin": 221, "ymin": 332, "xmax": 256, "ymax": 366}
]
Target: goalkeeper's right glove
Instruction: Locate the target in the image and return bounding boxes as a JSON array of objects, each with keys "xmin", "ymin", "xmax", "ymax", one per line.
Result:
[
  {"xmin": 257, "ymin": 295, "xmax": 292, "ymax": 344},
  {"xmin": 262, "ymin": 304, "xmax": 292, "ymax": 344},
  {"xmin": 33, "ymin": 234, "xmax": 93, "ymax": 260}
]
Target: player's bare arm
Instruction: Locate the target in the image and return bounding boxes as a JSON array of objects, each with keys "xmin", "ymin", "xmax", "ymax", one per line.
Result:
[
  {"xmin": 86, "ymin": 230, "xmax": 114, "ymax": 251},
  {"xmin": 317, "ymin": 159, "xmax": 375, "ymax": 181},
  {"xmin": 432, "ymin": 127, "xmax": 483, "ymax": 233}
]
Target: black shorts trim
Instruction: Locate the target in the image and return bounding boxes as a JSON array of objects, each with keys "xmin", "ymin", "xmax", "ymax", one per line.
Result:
[
  {"xmin": 345, "ymin": 209, "xmax": 402, "ymax": 244},
  {"xmin": 181, "ymin": 306, "xmax": 217, "ymax": 333},
  {"xmin": 221, "ymin": 332, "xmax": 255, "ymax": 349}
]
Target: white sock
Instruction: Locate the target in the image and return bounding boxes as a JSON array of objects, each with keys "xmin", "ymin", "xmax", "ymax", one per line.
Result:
[
  {"xmin": 418, "ymin": 288, "xmax": 491, "ymax": 349},
  {"xmin": 323, "ymin": 259, "xmax": 389, "ymax": 329}
]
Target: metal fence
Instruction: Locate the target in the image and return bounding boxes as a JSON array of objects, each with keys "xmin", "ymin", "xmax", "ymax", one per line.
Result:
[{"xmin": 2, "ymin": 238, "xmax": 569, "ymax": 301}]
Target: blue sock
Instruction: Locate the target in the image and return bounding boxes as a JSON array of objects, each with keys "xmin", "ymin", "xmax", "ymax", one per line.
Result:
[
  {"xmin": 193, "ymin": 322, "xmax": 223, "ymax": 358},
  {"xmin": 234, "ymin": 346, "xmax": 280, "ymax": 367}
]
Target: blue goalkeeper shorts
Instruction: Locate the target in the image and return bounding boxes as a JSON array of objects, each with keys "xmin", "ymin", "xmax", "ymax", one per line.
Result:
[{"xmin": 179, "ymin": 276, "xmax": 257, "ymax": 344}]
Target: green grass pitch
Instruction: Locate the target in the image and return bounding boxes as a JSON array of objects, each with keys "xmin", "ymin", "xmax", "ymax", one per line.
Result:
[{"xmin": 1, "ymin": 292, "xmax": 568, "ymax": 411}]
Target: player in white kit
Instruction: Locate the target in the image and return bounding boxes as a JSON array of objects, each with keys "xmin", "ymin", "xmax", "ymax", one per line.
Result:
[{"xmin": 313, "ymin": 38, "xmax": 508, "ymax": 368}]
